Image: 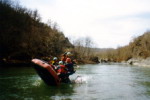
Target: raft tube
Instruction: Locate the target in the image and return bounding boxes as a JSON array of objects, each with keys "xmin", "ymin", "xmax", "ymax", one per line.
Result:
[{"xmin": 32, "ymin": 59, "xmax": 60, "ymax": 86}]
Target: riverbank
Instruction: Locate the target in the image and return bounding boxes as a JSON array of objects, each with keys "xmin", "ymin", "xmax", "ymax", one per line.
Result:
[
  {"xmin": 126, "ymin": 57, "xmax": 150, "ymax": 67},
  {"xmin": 0, "ymin": 56, "xmax": 100, "ymax": 67},
  {"xmin": 77, "ymin": 57, "xmax": 100, "ymax": 64}
]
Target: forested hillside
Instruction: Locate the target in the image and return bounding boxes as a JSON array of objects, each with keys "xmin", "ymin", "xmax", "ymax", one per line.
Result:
[
  {"xmin": 0, "ymin": 0, "xmax": 73, "ymax": 65},
  {"xmin": 98, "ymin": 31, "xmax": 150, "ymax": 62}
]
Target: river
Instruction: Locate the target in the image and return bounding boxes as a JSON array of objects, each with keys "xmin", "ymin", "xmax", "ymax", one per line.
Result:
[{"xmin": 0, "ymin": 64, "xmax": 150, "ymax": 100}]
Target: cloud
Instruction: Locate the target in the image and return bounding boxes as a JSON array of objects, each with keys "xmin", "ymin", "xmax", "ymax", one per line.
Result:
[{"xmin": 18, "ymin": 0, "xmax": 150, "ymax": 48}]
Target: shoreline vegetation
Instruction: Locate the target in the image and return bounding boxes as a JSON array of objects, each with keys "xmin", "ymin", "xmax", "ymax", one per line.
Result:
[
  {"xmin": 98, "ymin": 31, "xmax": 150, "ymax": 67},
  {"xmin": 0, "ymin": 0, "xmax": 150, "ymax": 67}
]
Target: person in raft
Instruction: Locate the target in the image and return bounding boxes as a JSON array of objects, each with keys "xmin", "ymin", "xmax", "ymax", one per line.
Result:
[
  {"xmin": 65, "ymin": 52, "xmax": 76, "ymax": 75},
  {"xmin": 57, "ymin": 61, "xmax": 70, "ymax": 83},
  {"xmin": 61, "ymin": 52, "xmax": 67, "ymax": 64},
  {"xmin": 51, "ymin": 57, "xmax": 59, "ymax": 70}
]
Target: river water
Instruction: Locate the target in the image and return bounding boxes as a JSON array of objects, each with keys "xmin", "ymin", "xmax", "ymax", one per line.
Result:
[{"xmin": 0, "ymin": 64, "xmax": 150, "ymax": 100}]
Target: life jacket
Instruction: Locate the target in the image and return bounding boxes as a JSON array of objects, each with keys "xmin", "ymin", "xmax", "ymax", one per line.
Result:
[
  {"xmin": 61, "ymin": 55, "xmax": 67, "ymax": 64},
  {"xmin": 57, "ymin": 65, "xmax": 67, "ymax": 74},
  {"xmin": 52, "ymin": 60, "xmax": 58, "ymax": 66}
]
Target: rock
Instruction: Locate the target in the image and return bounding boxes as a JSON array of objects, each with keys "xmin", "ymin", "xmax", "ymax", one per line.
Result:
[
  {"xmin": 90, "ymin": 57, "xmax": 100, "ymax": 63},
  {"xmin": 127, "ymin": 57, "xmax": 150, "ymax": 67}
]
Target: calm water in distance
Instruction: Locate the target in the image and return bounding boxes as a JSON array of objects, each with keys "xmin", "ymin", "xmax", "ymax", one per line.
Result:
[{"xmin": 0, "ymin": 64, "xmax": 150, "ymax": 100}]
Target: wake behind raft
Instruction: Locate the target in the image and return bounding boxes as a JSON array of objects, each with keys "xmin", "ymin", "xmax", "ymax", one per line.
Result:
[{"xmin": 32, "ymin": 59, "xmax": 74, "ymax": 86}]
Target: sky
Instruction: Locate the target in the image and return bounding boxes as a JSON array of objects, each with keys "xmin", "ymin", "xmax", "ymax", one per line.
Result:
[{"xmin": 15, "ymin": 0, "xmax": 150, "ymax": 48}]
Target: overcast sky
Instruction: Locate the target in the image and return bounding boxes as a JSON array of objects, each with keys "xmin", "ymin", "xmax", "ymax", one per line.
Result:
[{"xmin": 16, "ymin": 0, "xmax": 150, "ymax": 48}]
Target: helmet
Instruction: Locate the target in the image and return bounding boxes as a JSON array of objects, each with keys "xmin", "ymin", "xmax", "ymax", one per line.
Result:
[
  {"xmin": 64, "ymin": 52, "xmax": 67, "ymax": 55},
  {"xmin": 67, "ymin": 52, "xmax": 71, "ymax": 56},
  {"xmin": 53, "ymin": 57, "xmax": 57, "ymax": 60},
  {"xmin": 59, "ymin": 61, "xmax": 63, "ymax": 65}
]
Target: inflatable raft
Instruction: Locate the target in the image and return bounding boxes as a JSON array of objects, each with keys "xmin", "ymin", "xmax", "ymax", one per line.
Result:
[{"xmin": 32, "ymin": 59, "xmax": 60, "ymax": 86}]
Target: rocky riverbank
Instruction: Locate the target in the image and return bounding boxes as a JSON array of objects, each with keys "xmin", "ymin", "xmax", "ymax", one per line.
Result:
[{"xmin": 126, "ymin": 57, "xmax": 150, "ymax": 67}]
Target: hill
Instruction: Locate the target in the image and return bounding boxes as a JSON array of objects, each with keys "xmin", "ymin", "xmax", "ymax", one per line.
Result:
[
  {"xmin": 0, "ymin": 0, "xmax": 73, "ymax": 66},
  {"xmin": 97, "ymin": 31, "xmax": 150, "ymax": 62}
]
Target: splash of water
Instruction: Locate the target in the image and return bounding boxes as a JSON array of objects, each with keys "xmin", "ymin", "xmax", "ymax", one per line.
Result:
[
  {"xmin": 32, "ymin": 77, "xmax": 42, "ymax": 86},
  {"xmin": 72, "ymin": 75, "xmax": 91, "ymax": 84}
]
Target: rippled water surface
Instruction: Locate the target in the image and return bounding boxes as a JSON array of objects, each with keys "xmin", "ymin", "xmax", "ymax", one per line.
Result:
[{"xmin": 0, "ymin": 64, "xmax": 150, "ymax": 100}]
